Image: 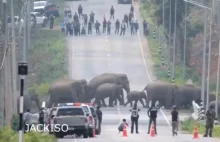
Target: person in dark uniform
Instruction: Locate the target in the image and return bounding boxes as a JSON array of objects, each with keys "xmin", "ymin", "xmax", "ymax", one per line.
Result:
[
  {"xmin": 83, "ymin": 14, "xmax": 88, "ymax": 25},
  {"xmin": 73, "ymin": 12, "xmax": 79, "ymax": 23},
  {"xmin": 124, "ymin": 14, "xmax": 129, "ymax": 27},
  {"xmin": 49, "ymin": 15, "xmax": 55, "ymax": 29},
  {"xmin": 204, "ymin": 105, "xmax": 216, "ymax": 137},
  {"xmin": 38, "ymin": 108, "xmax": 44, "ymax": 131},
  {"xmin": 76, "ymin": 22, "xmax": 81, "ymax": 36},
  {"xmin": 103, "ymin": 18, "xmax": 107, "ymax": 33},
  {"xmin": 88, "ymin": 20, "xmax": 92, "ymax": 34},
  {"xmin": 90, "ymin": 11, "xmax": 95, "ymax": 24},
  {"xmin": 115, "ymin": 19, "xmax": 120, "ymax": 35},
  {"xmin": 130, "ymin": 104, "xmax": 140, "ymax": 134},
  {"xmin": 96, "ymin": 106, "xmax": 102, "ymax": 134},
  {"xmin": 147, "ymin": 102, "xmax": 158, "ymax": 134},
  {"xmin": 78, "ymin": 4, "xmax": 83, "ymax": 18},
  {"xmin": 130, "ymin": 20, "xmax": 134, "ymax": 35},
  {"xmin": 95, "ymin": 20, "xmax": 101, "ymax": 35},
  {"xmin": 143, "ymin": 20, "xmax": 148, "ymax": 35},
  {"xmin": 130, "ymin": 4, "xmax": 134, "ymax": 14},
  {"xmin": 128, "ymin": 11, "xmax": 133, "ymax": 25},
  {"xmin": 65, "ymin": 21, "xmax": 72, "ymax": 36},
  {"xmin": 110, "ymin": 5, "xmax": 115, "ymax": 19},
  {"xmin": 120, "ymin": 20, "xmax": 126, "ymax": 36},
  {"xmin": 107, "ymin": 20, "xmax": 111, "ymax": 35},
  {"xmin": 134, "ymin": 20, "xmax": 139, "ymax": 35},
  {"xmin": 81, "ymin": 27, "xmax": 86, "ymax": 36},
  {"xmin": 171, "ymin": 105, "xmax": 179, "ymax": 136}
]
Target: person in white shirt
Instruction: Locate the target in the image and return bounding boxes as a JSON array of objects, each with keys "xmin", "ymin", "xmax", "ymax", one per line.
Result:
[
  {"xmin": 120, "ymin": 20, "xmax": 126, "ymax": 36},
  {"xmin": 129, "ymin": 104, "xmax": 140, "ymax": 133},
  {"xmin": 23, "ymin": 109, "xmax": 32, "ymax": 133}
]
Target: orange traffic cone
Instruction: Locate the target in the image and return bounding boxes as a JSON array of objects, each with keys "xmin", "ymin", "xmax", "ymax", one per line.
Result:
[
  {"xmin": 193, "ymin": 124, "xmax": 199, "ymax": 139},
  {"xmin": 122, "ymin": 124, "xmax": 128, "ymax": 137},
  {"xmin": 93, "ymin": 128, "xmax": 96, "ymax": 137},
  {"xmin": 150, "ymin": 124, "xmax": 155, "ymax": 137}
]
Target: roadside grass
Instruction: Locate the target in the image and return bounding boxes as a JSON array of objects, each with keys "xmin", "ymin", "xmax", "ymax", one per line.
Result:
[
  {"xmin": 0, "ymin": 127, "xmax": 56, "ymax": 142},
  {"xmin": 140, "ymin": 2, "xmax": 200, "ymax": 86},
  {"xmin": 181, "ymin": 118, "xmax": 220, "ymax": 137}
]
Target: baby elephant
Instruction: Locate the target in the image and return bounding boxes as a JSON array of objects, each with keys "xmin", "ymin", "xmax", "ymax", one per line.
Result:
[{"xmin": 125, "ymin": 91, "xmax": 147, "ymax": 107}]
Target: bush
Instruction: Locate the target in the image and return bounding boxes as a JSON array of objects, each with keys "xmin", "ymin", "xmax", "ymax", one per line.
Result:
[
  {"xmin": 0, "ymin": 128, "xmax": 56, "ymax": 142},
  {"xmin": 11, "ymin": 115, "xmax": 19, "ymax": 131},
  {"xmin": 181, "ymin": 118, "xmax": 220, "ymax": 137}
]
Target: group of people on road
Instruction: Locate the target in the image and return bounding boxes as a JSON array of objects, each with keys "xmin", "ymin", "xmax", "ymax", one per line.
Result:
[
  {"xmin": 60, "ymin": 4, "xmax": 148, "ymax": 36},
  {"xmin": 117, "ymin": 102, "xmax": 216, "ymax": 137}
]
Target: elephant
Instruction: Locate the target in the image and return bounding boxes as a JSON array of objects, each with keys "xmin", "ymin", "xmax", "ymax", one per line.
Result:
[
  {"xmin": 209, "ymin": 101, "xmax": 220, "ymax": 118},
  {"xmin": 124, "ymin": 91, "xmax": 147, "ymax": 107},
  {"xmin": 48, "ymin": 79, "xmax": 86, "ymax": 107},
  {"xmin": 177, "ymin": 85, "xmax": 202, "ymax": 108},
  {"xmin": 87, "ymin": 73, "xmax": 130, "ymax": 104},
  {"xmin": 93, "ymin": 83, "xmax": 124, "ymax": 107},
  {"xmin": 142, "ymin": 82, "xmax": 179, "ymax": 109},
  {"xmin": 17, "ymin": 90, "xmax": 40, "ymax": 113}
]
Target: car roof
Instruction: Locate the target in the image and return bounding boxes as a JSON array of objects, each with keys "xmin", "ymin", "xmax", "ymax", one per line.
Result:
[{"xmin": 34, "ymin": 1, "xmax": 47, "ymax": 4}]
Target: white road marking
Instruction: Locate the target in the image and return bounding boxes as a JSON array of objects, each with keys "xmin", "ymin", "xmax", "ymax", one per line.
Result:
[{"xmin": 133, "ymin": 6, "xmax": 172, "ymax": 128}]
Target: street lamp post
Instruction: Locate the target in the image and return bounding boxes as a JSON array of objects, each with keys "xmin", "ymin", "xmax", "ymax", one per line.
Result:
[
  {"xmin": 183, "ymin": 2, "xmax": 187, "ymax": 83},
  {"xmin": 172, "ymin": 0, "xmax": 177, "ymax": 84},
  {"xmin": 184, "ymin": 0, "xmax": 212, "ymax": 110}
]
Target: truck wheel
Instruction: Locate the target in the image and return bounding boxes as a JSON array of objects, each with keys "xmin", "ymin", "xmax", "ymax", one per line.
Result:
[{"xmin": 83, "ymin": 129, "xmax": 89, "ymax": 138}]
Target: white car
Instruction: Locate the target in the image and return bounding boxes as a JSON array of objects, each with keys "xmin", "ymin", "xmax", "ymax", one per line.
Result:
[
  {"xmin": 31, "ymin": 12, "xmax": 48, "ymax": 27},
  {"xmin": 34, "ymin": 1, "xmax": 48, "ymax": 10}
]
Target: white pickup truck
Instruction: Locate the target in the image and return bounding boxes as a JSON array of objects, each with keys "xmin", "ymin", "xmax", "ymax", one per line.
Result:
[{"xmin": 52, "ymin": 106, "xmax": 90, "ymax": 138}]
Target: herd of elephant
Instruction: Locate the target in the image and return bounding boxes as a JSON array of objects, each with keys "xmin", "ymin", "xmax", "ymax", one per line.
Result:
[{"xmin": 22, "ymin": 73, "xmax": 220, "ymax": 114}]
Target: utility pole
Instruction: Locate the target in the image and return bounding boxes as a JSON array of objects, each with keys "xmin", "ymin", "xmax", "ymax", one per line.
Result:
[
  {"xmin": 183, "ymin": 2, "xmax": 187, "ymax": 83},
  {"xmin": 11, "ymin": 0, "xmax": 18, "ymax": 115},
  {"xmin": 201, "ymin": 9, "xmax": 207, "ymax": 107},
  {"xmin": 172, "ymin": 0, "xmax": 177, "ymax": 84},
  {"xmin": 168, "ymin": 0, "xmax": 172, "ymax": 78}
]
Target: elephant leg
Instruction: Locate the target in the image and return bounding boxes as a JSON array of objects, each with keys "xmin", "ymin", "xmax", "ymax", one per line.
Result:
[
  {"xmin": 139, "ymin": 99, "xmax": 146, "ymax": 107},
  {"xmin": 101, "ymin": 99, "xmax": 107, "ymax": 107},
  {"xmin": 134, "ymin": 100, "xmax": 138, "ymax": 106},
  {"xmin": 130, "ymin": 101, "xmax": 133, "ymax": 107},
  {"xmin": 114, "ymin": 99, "xmax": 117, "ymax": 106},
  {"xmin": 108, "ymin": 97, "xmax": 114, "ymax": 107},
  {"xmin": 124, "ymin": 100, "xmax": 130, "ymax": 107}
]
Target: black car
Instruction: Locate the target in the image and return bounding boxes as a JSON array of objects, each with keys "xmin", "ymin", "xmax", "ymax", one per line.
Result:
[
  {"xmin": 118, "ymin": 0, "xmax": 132, "ymax": 4},
  {"xmin": 44, "ymin": 3, "xmax": 60, "ymax": 18}
]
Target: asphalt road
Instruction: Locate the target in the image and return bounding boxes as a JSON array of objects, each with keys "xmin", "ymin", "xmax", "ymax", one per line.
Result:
[{"xmin": 60, "ymin": 0, "xmax": 218, "ymax": 141}]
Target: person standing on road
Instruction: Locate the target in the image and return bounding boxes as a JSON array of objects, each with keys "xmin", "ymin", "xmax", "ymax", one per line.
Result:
[
  {"xmin": 78, "ymin": 4, "xmax": 83, "ymax": 18},
  {"xmin": 130, "ymin": 20, "xmax": 134, "ymax": 35},
  {"xmin": 143, "ymin": 20, "xmax": 148, "ymax": 35},
  {"xmin": 171, "ymin": 105, "xmax": 179, "ymax": 136},
  {"xmin": 38, "ymin": 108, "xmax": 44, "ymax": 131},
  {"xmin": 88, "ymin": 20, "xmax": 92, "ymax": 34},
  {"xmin": 130, "ymin": 104, "xmax": 140, "ymax": 134},
  {"xmin": 65, "ymin": 21, "xmax": 71, "ymax": 36},
  {"xmin": 204, "ymin": 105, "xmax": 216, "ymax": 137},
  {"xmin": 90, "ymin": 11, "xmax": 95, "ymax": 24},
  {"xmin": 95, "ymin": 20, "xmax": 101, "ymax": 35},
  {"xmin": 73, "ymin": 12, "xmax": 79, "ymax": 23},
  {"xmin": 81, "ymin": 26, "xmax": 86, "ymax": 36},
  {"xmin": 129, "ymin": 11, "xmax": 133, "ymax": 25},
  {"xmin": 120, "ymin": 20, "xmax": 126, "ymax": 36},
  {"xmin": 76, "ymin": 22, "xmax": 81, "ymax": 36},
  {"xmin": 147, "ymin": 102, "xmax": 158, "ymax": 134},
  {"xmin": 115, "ymin": 19, "xmax": 120, "ymax": 35},
  {"xmin": 103, "ymin": 18, "xmax": 107, "ymax": 33},
  {"xmin": 134, "ymin": 20, "xmax": 139, "ymax": 35},
  {"xmin": 124, "ymin": 14, "xmax": 129, "ymax": 27},
  {"xmin": 107, "ymin": 20, "xmax": 111, "ymax": 35},
  {"xmin": 23, "ymin": 109, "xmax": 32, "ymax": 133},
  {"xmin": 96, "ymin": 106, "xmax": 102, "ymax": 134},
  {"xmin": 110, "ymin": 5, "xmax": 115, "ymax": 19},
  {"xmin": 60, "ymin": 21, "xmax": 65, "ymax": 35},
  {"xmin": 130, "ymin": 4, "xmax": 134, "ymax": 14},
  {"xmin": 49, "ymin": 15, "xmax": 55, "ymax": 29},
  {"xmin": 83, "ymin": 14, "xmax": 88, "ymax": 25}
]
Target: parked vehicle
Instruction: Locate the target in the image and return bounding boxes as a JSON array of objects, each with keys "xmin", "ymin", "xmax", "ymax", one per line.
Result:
[
  {"xmin": 44, "ymin": 3, "xmax": 60, "ymax": 18},
  {"xmin": 118, "ymin": 0, "xmax": 132, "ymax": 4},
  {"xmin": 31, "ymin": 12, "xmax": 48, "ymax": 27}
]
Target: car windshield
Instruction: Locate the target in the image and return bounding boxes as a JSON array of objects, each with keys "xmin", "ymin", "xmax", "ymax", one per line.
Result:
[
  {"xmin": 82, "ymin": 106, "xmax": 90, "ymax": 114},
  {"xmin": 56, "ymin": 108, "xmax": 84, "ymax": 116},
  {"xmin": 34, "ymin": 2, "xmax": 47, "ymax": 7}
]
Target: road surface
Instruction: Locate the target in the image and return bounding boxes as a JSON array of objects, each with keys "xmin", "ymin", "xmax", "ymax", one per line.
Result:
[{"xmin": 59, "ymin": 0, "xmax": 218, "ymax": 141}]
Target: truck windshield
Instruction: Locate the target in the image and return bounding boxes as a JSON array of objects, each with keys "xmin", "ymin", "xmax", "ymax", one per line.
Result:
[
  {"xmin": 82, "ymin": 106, "xmax": 90, "ymax": 114},
  {"xmin": 56, "ymin": 108, "xmax": 84, "ymax": 116}
]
